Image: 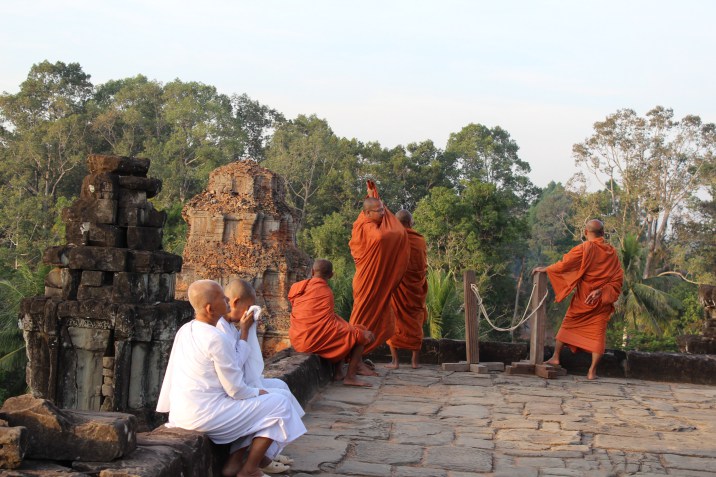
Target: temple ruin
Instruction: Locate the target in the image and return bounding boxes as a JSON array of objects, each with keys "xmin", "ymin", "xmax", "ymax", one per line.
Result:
[
  {"xmin": 176, "ymin": 160, "xmax": 311, "ymax": 355},
  {"xmin": 20, "ymin": 154, "xmax": 192, "ymax": 419}
]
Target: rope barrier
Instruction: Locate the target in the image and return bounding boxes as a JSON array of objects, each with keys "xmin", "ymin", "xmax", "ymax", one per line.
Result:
[{"xmin": 470, "ymin": 283, "xmax": 549, "ymax": 333}]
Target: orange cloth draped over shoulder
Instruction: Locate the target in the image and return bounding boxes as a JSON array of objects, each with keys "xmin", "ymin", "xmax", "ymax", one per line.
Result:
[
  {"xmin": 387, "ymin": 228, "xmax": 428, "ymax": 351},
  {"xmin": 349, "ymin": 181, "xmax": 409, "ymax": 353},
  {"xmin": 546, "ymin": 237, "xmax": 624, "ymax": 354},
  {"xmin": 288, "ymin": 277, "xmax": 370, "ymax": 362}
]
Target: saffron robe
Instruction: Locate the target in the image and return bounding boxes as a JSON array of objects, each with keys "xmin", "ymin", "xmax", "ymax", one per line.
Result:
[
  {"xmin": 288, "ymin": 277, "xmax": 370, "ymax": 362},
  {"xmin": 216, "ymin": 316, "xmax": 304, "ymax": 418},
  {"xmin": 546, "ymin": 237, "xmax": 624, "ymax": 354},
  {"xmin": 156, "ymin": 320, "xmax": 306, "ymax": 455},
  {"xmin": 387, "ymin": 228, "xmax": 428, "ymax": 351},
  {"xmin": 349, "ymin": 183, "xmax": 410, "ymax": 353}
]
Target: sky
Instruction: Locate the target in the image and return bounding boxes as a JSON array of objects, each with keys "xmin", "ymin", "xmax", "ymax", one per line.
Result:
[{"xmin": 2, "ymin": 0, "xmax": 715, "ymax": 187}]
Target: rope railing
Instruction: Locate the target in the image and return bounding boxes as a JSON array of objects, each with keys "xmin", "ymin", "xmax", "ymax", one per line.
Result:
[{"xmin": 470, "ymin": 283, "xmax": 549, "ymax": 333}]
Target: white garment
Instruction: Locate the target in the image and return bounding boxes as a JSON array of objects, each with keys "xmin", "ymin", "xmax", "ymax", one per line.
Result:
[
  {"xmin": 156, "ymin": 320, "xmax": 306, "ymax": 449},
  {"xmin": 216, "ymin": 316, "xmax": 305, "ymax": 418}
]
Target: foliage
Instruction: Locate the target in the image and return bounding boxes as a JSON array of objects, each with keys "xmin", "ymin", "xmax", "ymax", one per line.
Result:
[{"xmin": 424, "ymin": 269, "xmax": 463, "ymax": 339}]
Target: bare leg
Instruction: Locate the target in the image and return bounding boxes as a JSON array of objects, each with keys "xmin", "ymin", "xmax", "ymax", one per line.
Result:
[
  {"xmin": 221, "ymin": 447, "xmax": 246, "ymax": 477},
  {"xmin": 385, "ymin": 346, "xmax": 399, "ymax": 369},
  {"xmin": 238, "ymin": 436, "xmax": 273, "ymax": 477},
  {"xmin": 333, "ymin": 362, "xmax": 345, "ymax": 381},
  {"xmin": 411, "ymin": 350, "xmax": 421, "ymax": 369},
  {"xmin": 344, "ymin": 344, "xmax": 372, "ymax": 386},
  {"xmin": 545, "ymin": 339, "xmax": 564, "ymax": 366},
  {"xmin": 588, "ymin": 352, "xmax": 602, "ymax": 380}
]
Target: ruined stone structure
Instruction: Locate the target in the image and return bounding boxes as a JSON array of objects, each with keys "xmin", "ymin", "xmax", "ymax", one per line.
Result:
[
  {"xmin": 21, "ymin": 154, "xmax": 192, "ymax": 420},
  {"xmin": 678, "ymin": 284, "xmax": 716, "ymax": 354},
  {"xmin": 177, "ymin": 160, "xmax": 311, "ymax": 354}
]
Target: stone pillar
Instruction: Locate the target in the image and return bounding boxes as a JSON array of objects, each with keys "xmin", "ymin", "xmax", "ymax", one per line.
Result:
[
  {"xmin": 677, "ymin": 284, "xmax": 716, "ymax": 354},
  {"xmin": 176, "ymin": 160, "xmax": 311, "ymax": 356},
  {"xmin": 20, "ymin": 155, "xmax": 193, "ymax": 421}
]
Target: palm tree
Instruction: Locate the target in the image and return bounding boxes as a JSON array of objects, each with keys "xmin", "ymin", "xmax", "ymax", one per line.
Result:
[
  {"xmin": 613, "ymin": 234, "xmax": 682, "ymax": 344},
  {"xmin": 425, "ymin": 268, "xmax": 463, "ymax": 339}
]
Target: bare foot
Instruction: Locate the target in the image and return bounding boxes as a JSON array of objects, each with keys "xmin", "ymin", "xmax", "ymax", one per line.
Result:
[
  {"xmin": 411, "ymin": 363, "xmax": 422, "ymax": 369},
  {"xmin": 221, "ymin": 448, "xmax": 245, "ymax": 477},
  {"xmin": 385, "ymin": 361, "xmax": 399, "ymax": 369},
  {"xmin": 236, "ymin": 469, "xmax": 265, "ymax": 477},
  {"xmin": 333, "ymin": 366, "xmax": 345, "ymax": 381},
  {"xmin": 544, "ymin": 357, "xmax": 560, "ymax": 367},
  {"xmin": 357, "ymin": 361, "xmax": 379, "ymax": 376},
  {"xmin": 587, "ymin": 369, "xmax": 598, "ymax": 380},
  {"xmin": 343, "ymin": 376, "xmax": 372, "ymax": 387}
]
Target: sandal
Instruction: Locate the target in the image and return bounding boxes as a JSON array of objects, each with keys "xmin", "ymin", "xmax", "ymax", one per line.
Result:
[
  {"xmin": 260, "ymin": 460, "xmax": 290, "ymax": 474},
  {"xmin": 275, "ymin": 454, "xmax": 294, "ymax": 465}
]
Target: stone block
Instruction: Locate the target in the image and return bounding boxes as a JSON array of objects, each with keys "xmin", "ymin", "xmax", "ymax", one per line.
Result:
[
  {"xmin": 118, "ymin": 189, "xmax": 147, "ymax": 208},
  {"xmin": 77, "ymin": 285, "xmax": 114, "ymax": 301},
  {"xmin": 78, "ymin": 300, "xmax": 116, "ymax": 319},
  {"xmin": 117, "ymin": 206, "xmax": 145, "ymax": 227},
  {"xmin": 67, "ymin": 247, "xmax": 128, "ymax": 272},
  {"xmin": 147, "ymin": 273, "xmax": 175, "ymax": 303},
  {"xmin": 67, "ymin": 222, "xmax": 126, "ymax": 248},
  {"xmin": 625, "ymin": 351, "xmax": 716, "ymax": 385},
  {"xmin": 118, "ymin": 176, "xmax": 162, "ymax": 198},
  {"xmin": 103, "ymin": 368, "xmax": 114, "ymax": 378},
  {"xmin": 88, "ymin": 154, "xmax": 150, "ymax": 176},
  {"xmin": 535, "ymin": 364, "xmax": 559, "ymax": 379},
  {"xmin": 80, "ymin": 172, "xmax": 120, "ymax": 200},
  {"xmin": 57, "ymin": 300, "xmax": 80, "ymax": 318},
  {"xmin": 138, "ymin": 426, "xmax": 220, "ymax": 477},
  {"xmin": 442, "ymin": 362, "xmax": 470, "ymax": 372},
  {"xmin": 0, "ymin": 395, "xmax": 137, "ymax": 461},
  {"xmin": 61, "ymin": 269, "xmax": 81, "ymax": 300},
  {"xmin": 63, "ymin": 198, "xmax": 118, "ymax": 225},
  {"xmin": 45, "ymin": 267, "xmax": 63, "ymax": 288},
  {"xmin": 44, "ymin": 286, "xmax": 63, "ymax": 297},
  {"xmin": 103, "ymin": 357, "xmax": 115, "ymax": 368},
  {"xmin": 0, "ymin": 425, "xmax": 28, "ymax": 469},
  {"xmin": 43, "ymin": 245, "xmax": 72, "ymax": 266},
  {"xmin": 126, "ymin": 227, "xmax": 163, "ymax": 251},
  {"xmin": 144, "ymin": 204, "xmax": 166, "ymax": 227},
  {"xmin": 80, "ymin": 271, "xmax": 104, "ymax": 287},
  {"xmin": 101, "ymin": 384, "xmax": 113, "ymax": 396},
  {"xmin": 72, "ymin": 445, "xmax": 184, "ymax": 477},
  {"xmin": 112, "ymin": 272, "xmax": 149, "ymax": 303},
  {"xmin": 506, "ymin": 362, "xmax": 535, "ymax": 375},
  {"xmin": 470, "ymin": 364, "xmax": 489, "ymax": 373}
]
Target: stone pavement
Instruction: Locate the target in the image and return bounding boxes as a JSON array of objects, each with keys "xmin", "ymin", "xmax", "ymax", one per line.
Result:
[{"xmin": 283, "ymin": 364, "xmax": 716, "ymax": 477}]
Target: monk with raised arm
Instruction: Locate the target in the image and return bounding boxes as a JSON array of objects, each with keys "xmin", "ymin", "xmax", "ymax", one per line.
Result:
[
  {"xmin": 349, "ymin": 180, "xmax": 410, "ymax": 374},
  {"xmin": 288, "ymin": 259, "xmax": 375, "ymax": 387},
  {"xmin": 533, "ymin": 219, "xmax": 624, "ymax": 380},
  {"xmin": 386, "ymin": 210, "xmax": 428, "ymax": 369}
]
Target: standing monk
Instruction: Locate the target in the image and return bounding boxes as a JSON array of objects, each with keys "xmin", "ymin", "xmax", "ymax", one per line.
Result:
[
  {"xmin": 533, "ymin": 219, "xmax": 623, "ymax": 380},
  {"xmin": 349, "ymin": 180, "xmax": 410, "ymax": 374},
  {"xmin": 386, "ymin": 210, "xmax": 428, "ymax": 369},
  {"xmin": 288, "ymin": 259, "xmax": 375, "ymax": 387}
]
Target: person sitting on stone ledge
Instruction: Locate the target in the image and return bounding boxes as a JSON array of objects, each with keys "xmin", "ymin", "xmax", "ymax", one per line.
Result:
[
  {"xmin": 219, "ymin": 279, "xmax": 304, "ymax": 474},
  {"xmin": 157, "ymin": 279, "xmax": 306, "ymax": 477},
  {"xmin": 288, "ymin": 259, "xmax": 375, "ymax": 387}
]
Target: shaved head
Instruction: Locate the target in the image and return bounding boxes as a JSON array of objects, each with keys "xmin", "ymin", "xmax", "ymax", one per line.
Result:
[
  {"xmin": 188, "ymin": 279, "xmax": 223, "ymax": 313},
  {"xmin": 225, "ymin": 279, "xmax": 256, "ymax": 303},
  {"xmin": 363, "ymin": 197, "xmax": 381, "ymax": 212},
  {"xmin": 312, "ymin": 259, "xmax": 333, "ymax": 279},
  {"xmin": 395, "ymin": 209, "xmax": 413, "ymax": 228},
  {"xmin": 586, "ymin": 219, "xmax": 605, "ymax": 237}
]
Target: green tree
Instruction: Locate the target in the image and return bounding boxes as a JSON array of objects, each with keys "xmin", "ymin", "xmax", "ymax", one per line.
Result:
[{"xmin": 424, "ymin": 269, "xmax": 462, "ymax": 339}]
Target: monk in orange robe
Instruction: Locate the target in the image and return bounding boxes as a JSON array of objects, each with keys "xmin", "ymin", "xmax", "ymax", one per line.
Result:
[
  {"xmin": 288, "ymin": 259, "xmax": 375, "ymax": 387},
  {"xmin": 349, "ymin": 180, "xmax": 409, "ymax": 374},
  {"xmin": 386, "ymin": 210, "xmax": 428, "ymax": 369},
  {"xmin": 533, "ymin": 219, "xmax": 624, "ymax": 380}
]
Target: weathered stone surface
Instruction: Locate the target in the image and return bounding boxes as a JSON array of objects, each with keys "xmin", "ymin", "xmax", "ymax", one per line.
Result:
[
  {"xmin": 72, "ymin": 445, "xmax": 183, "ymax": 477},
  {"xmin": 118, "ymin": 176, "xmax": 162, "ymax": 198},
  {"xmin": 43, "ymin": 246, "xmax": 72, "ymax": 267},
  {"xmin": 0, "ymin": 425, "xmax": 28, "ymax": 469},
  {"xmin": 2, "ymin": 460, "xmax": 91, "ymax": 475},
  {"xmin": 80, "ymin": 172, "xmax": 120, "ymax": 200},
  {"xmin": 63, "ymin": 198, "xmax": 117, "ymax": 225},
  {"xmin": 283, "ymin": 434, "xmax": 349, "ymax": 473},
  {"xmin": 67, "ymin": 247, "xmax": 128, "ymax": 272},
  {"xmin": 353, "ymin": 441, "xmax": 423, "ymax": 465},
  {"xmin": 424, "ymin": 446, "xmax": 492, "ymax": 472},
  {"xmin": 88, "ymin": 154, "xmax": 150, "ymax": 176},
  {"xmin": 625, "ymin": 351, "xmax": 716, "ymax": 385},
  {"xmin": 137, "ymin": 426, "xmax": 220, "ymax": 477},
  {"xmin": 126, "ymin": 227, "xmax": 163, "ymax": 251},
  {"xmin": 0, "ymin": 395, "xmax": 137, "ymax": 462},
  {"xmin": 176, "ymin": 160, "xmax": 311, "ymax": 350},
  {"xmin": 335, "ymin": 460, "xmax": 392, "ymax": 476},
  {"xmin": 80, "ymin": 270, "xmax": 104, "ymax": 287}
]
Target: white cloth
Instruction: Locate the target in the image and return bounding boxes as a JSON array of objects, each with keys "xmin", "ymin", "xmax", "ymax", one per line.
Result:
[
  {"xmin": 156, "ymin": 320, "xmax": 306, "ymax": 448},
  {"xmin": 216, "ymin": 316, "xmax": 305, "ymax": 418},
  {"xmin": 244, "ymin": 305, "xmax": 265, "ymax": 388}
]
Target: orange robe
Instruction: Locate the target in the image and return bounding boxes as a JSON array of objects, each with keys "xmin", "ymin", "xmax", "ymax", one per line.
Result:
[
  {"xmin": 288, "ymin": 277, "xmax": 370, "ymax": 362},
  {"xmin": 387, "ymin": 228, "xmax": 428, "ymax": 351},
  {"xmin": 349, "ymin": 183, "xmax": 409, "ymax": 353},
  {"xmin": 546, "ymin": 237, "xmax": 624, "ymax": 354}
]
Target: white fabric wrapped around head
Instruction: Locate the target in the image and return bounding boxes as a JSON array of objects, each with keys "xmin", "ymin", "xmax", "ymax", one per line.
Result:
[{"xmin": 244, "ymin": 305, "xmax": 264, "ymax": 387}]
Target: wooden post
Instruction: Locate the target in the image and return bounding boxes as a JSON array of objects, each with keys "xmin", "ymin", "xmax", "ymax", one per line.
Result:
[
  {"xmin": 463, "ymin": 270, "xmax": 479, "ymax": 364},
  {"xmin": 529, "ymin": 271, "xmax": 547, "ymax": 364}
]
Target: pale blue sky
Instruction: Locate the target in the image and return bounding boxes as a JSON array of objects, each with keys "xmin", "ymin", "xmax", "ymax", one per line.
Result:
[{"xmin": 2, "ymin": 0, "xmax": 714, "ymax": 187}]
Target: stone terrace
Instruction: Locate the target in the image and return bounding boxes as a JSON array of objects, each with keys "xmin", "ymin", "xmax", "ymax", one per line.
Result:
[{"xmin": 283, "ymin": 365, "xmax": 716, "ymax": 477}]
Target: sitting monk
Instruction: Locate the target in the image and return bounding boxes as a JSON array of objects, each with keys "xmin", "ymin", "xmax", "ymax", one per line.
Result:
[
  {"xmin": 349, "ymin": 180, "xmax": 409, "ymax": 374},
  {"xmin": 288, "ymin": 259, "xmax": 375, "ymax": 387},
  {"xmin": 157, "ymin": 280, "xmax": 306, "ymax": 477},
  {"xmin": 533, "ymin": 219, "xmax": 624, "ymax": 380},
  {"xmin": 386, "ymin": 209, "xmax": 428, "ymax": 369},
  {"xmin": 218, "ymin": 278, "xmax": 304, "ymax": 474}
]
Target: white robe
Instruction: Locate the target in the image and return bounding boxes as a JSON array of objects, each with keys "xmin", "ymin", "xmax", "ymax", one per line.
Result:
[
  {"xmin": 156, "ymin": 320, "xmax": 306, "ymax": 454},
  {"xmin": 216, "ymin": 315, "xmax": 304, "ymax": 418}
]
